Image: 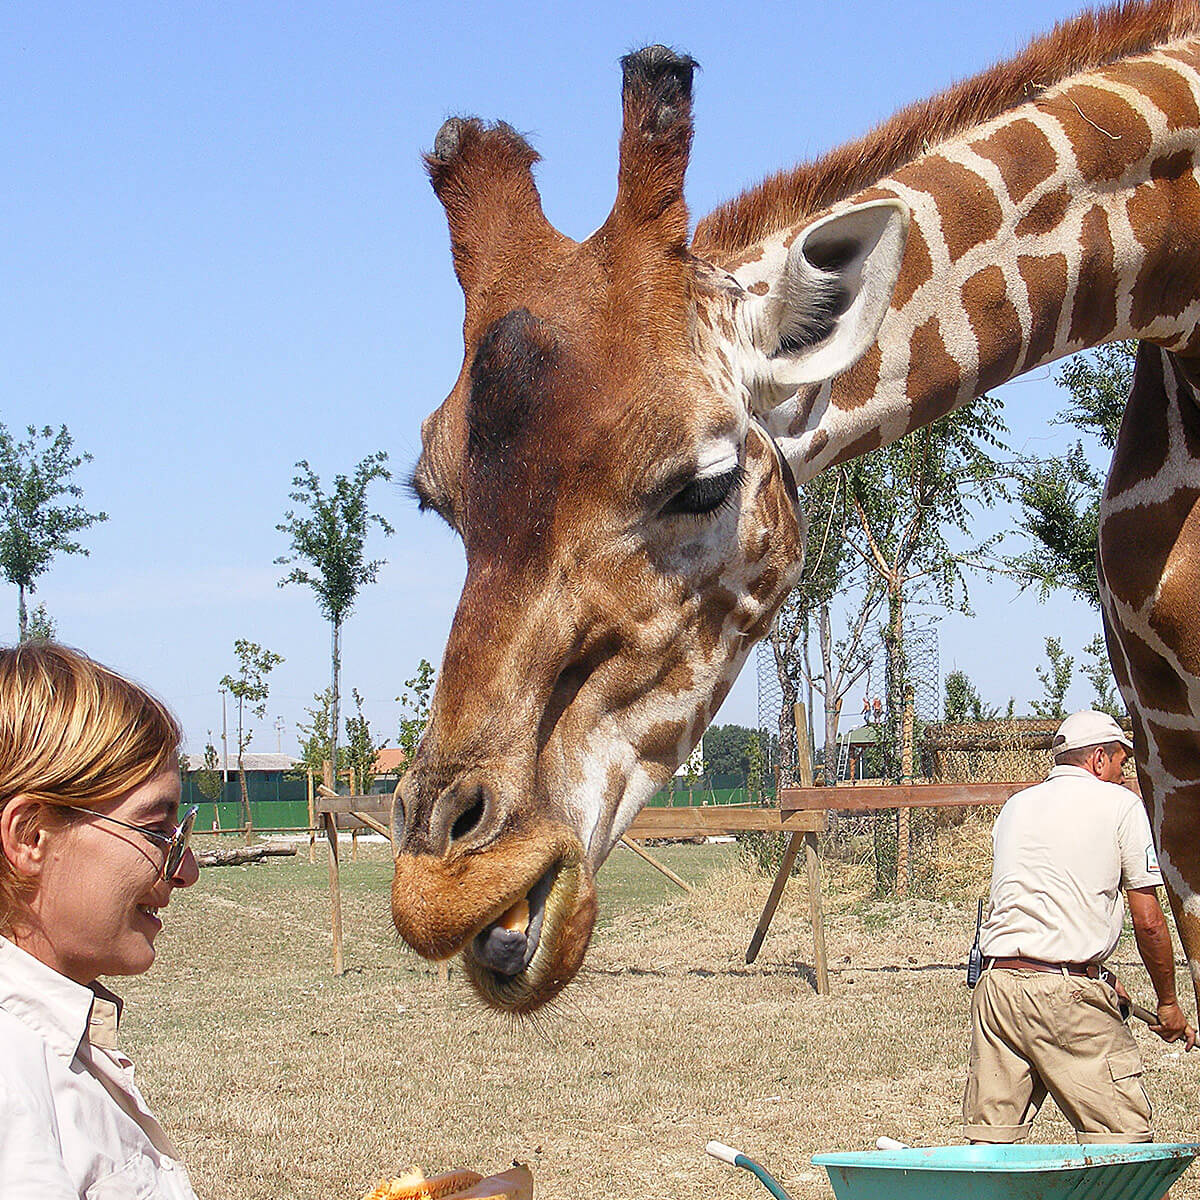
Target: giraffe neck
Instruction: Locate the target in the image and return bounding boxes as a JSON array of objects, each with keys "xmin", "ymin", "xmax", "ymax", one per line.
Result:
[{"xmin": 733, "ymin": 36, "xmax": 1200, "ymax": 482}]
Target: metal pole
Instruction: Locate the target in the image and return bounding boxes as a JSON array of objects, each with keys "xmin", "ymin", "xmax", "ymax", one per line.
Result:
[{"xmin": 220, "ymin": 689, "xmax": 228, "ymax": 782}]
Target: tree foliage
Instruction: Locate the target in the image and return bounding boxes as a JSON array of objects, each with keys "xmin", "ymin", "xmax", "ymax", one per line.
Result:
[
  {"xmin": 0, "ymin": 424, "xmax": 107, "ymax": 639},
  {"xmin": 1031, "ymin": 636, "xmax": 1074, "ymax": 720},
  {"xmin": 1082, "ymin": 633, "xmax": 1124, "ymax": 719},
  {"xmin": 1008, "ymin": 340, "xmax": 1134, "ymax": 608},
  {"xmin": 943, "ymin": 669, "xmax": 999, "ymax": 723}
]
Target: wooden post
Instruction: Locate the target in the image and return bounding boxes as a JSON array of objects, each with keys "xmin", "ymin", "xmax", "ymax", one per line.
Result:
[
  {"xmin": 619, "ymin": 835, "xmax": 695, "ymax": 893},
  {"xmin": 746, "ymin": 702, "xmax": 830, "ymax": 997},
  {"xmin": 325, "ymin": 808, "xmax": 343, "ymax": 975},
  {"xmin": 307, "ymin": 769, "xmax": 316, "ymax": 864},
  {"xmin": 897, "ymin": 686, "xmax": 915, "ymax": 895},
  {"xmin": 804, "ymin": 831, "xmax": 829, "ymax": 995}
]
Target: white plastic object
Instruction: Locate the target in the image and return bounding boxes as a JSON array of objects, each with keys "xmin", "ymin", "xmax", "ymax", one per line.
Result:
[
  {"xmin": 706, "ymin": 1141, "xmax": 741, "ymax": 1164},
  {"xmin": 876, "ymin": 1137, "xmax": 910, "ymax": 1151}
]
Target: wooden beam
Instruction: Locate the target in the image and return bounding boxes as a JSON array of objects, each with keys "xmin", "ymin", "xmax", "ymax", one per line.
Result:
[
  {"xmin": 780, "ymin": 781, "xmax": 1046, "ymax": 811},
  {"xmin": 618, "ymin": 836, "xmax": 695, "ymax": 893},
  {"xmin": 625, "ymin": 805, "xmax": 825, "ymax": 839},
  {"xmin": 324, "ymin": 810, "xmax": 343, "ymax": 975},
  {"xmin": 745, "ymin": 831, "xmax": 804, "ymax": 965},
  {"xmin": 349, "ymin": 810, "xmax": 390, "ymax": 839}
]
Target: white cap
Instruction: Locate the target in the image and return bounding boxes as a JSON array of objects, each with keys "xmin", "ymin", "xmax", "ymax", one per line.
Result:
[{"xmin": 1052, "ymin": 710, "xmax": 1133, "ymax": 754}]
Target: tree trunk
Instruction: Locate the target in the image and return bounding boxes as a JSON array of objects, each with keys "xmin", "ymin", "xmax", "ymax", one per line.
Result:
[
  {"xmin": 237, "ymin": 697, "xmax": 253, "ymax": 837},
  {"xmin": 17, "ymin": 583, "xmax": 27, "ymax": 642},
  {"xmin": 329, "ymin": 619, "xmax": 341, "ymax": 794},
  {"xmin": 874, "ymin": 586, "xmax": 906, "ymax": 895}
]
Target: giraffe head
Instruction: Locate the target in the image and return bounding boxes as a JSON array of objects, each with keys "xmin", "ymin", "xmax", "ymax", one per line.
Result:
[{"xmin": 392, "ymin": 47, "xmax": 908, "ymax": 1013}]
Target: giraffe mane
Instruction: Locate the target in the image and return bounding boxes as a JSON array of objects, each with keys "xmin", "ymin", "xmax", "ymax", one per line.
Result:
[{"xmin": 692, "ymin": 0, "xmax": 1200, "ymax": 258}]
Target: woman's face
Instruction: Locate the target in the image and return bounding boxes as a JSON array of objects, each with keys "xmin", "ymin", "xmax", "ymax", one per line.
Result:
[{"xmin": 28, "ymin": 767, "xmax": 199, "ymax": 984}]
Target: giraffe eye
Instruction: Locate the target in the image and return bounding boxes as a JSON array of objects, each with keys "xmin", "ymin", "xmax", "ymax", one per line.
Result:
[{"xmin": 660, "ymin": 465, "xmax": 746, "ymax": 518}]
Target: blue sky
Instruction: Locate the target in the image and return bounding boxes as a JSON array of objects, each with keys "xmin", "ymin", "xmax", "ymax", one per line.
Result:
[{"xmin": 1, "ymin": 0, "xmax": 1109, "ymax": 757}]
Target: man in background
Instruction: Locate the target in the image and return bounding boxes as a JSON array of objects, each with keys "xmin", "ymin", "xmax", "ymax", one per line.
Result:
[{"xmin": 964, "ymin": 709, "xmax": 1195, "ymax": 1145}]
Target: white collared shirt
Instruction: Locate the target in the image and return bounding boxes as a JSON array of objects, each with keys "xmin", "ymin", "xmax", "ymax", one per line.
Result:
[
  {"xmin": 980, "ymin": 765, "xmax": 1163, "ymax": 963},
  {"xmin": 0, "ymin": 937, "xmax": 198, "ymax": 1199}
]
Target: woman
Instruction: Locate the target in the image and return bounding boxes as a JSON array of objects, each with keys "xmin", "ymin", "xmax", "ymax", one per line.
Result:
[{"xmin": 0, "ymin": 641, "xmax": 200, "ymax": 1198}]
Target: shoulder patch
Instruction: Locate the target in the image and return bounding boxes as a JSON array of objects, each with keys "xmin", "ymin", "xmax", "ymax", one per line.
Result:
[{"xmin": 1147, "ymin": 844, "xmax": 1160, "ymax": 875}]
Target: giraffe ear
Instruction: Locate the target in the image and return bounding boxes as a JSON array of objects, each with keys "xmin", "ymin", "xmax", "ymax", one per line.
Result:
[{"xmin": 745, "ymin": 199, "xmax": 908, "ymax": 390}]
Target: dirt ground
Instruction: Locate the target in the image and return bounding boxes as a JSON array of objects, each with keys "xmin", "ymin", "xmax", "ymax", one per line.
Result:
[{"xmin": 119, "ymin": 827, "xmax": 1200, "ymax": 1200}]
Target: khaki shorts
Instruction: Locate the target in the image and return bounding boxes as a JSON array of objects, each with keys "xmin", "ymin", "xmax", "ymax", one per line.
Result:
[{"xmin": 963, "ymin": 967, "xmax": 1152, "ymax": 1144}]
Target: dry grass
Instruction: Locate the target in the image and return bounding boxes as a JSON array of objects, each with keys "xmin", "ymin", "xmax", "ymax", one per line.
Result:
[{"xmin": 119, "ymin": 829, "xmax": 1200, "ymax": 1200}]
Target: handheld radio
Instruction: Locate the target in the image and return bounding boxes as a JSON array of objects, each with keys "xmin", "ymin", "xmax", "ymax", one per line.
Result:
[{"xmin": 966, "ymin": 897, "xmax": 984, "ymax": 987}]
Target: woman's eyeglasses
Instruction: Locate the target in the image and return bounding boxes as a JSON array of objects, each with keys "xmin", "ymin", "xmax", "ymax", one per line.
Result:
[{"xmin": 51, "ymin": 803, "xmax": 199, "ymax": 880}]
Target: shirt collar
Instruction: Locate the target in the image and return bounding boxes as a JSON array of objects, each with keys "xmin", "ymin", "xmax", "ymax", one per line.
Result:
[
  {"xmin": 0, "ymin": 937, "xmax": 122, "ymax": 1060},
  {"xmin": 1046, "ymin": 764, "xmax": 1099, "ymax": 781}
]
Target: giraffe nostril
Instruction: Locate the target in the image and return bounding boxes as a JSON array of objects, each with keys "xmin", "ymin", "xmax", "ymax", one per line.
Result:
[{"xmin": 450, "ymin": 787, "xmax": 487, "ymax": 843}]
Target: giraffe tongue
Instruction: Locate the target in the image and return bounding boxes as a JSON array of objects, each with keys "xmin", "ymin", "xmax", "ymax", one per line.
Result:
[{"xmin": 471, "ymin": 870, "xmax": 556, "ymax": 976}]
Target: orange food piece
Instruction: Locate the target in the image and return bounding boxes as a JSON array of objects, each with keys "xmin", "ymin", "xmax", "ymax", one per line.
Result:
[
  {"xmin": 363, "ymin": 1170, "xmax": 483, "ymax": 1200},
  {"xmin": 498, "ymin": 898, "xmax": 530, "ymax": 933}
]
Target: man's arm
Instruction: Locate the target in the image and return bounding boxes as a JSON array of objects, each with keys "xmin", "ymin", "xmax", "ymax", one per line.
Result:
[{"xmin": 1126, "ymin": 886, "xmax": 1196, "ymax": 1049}]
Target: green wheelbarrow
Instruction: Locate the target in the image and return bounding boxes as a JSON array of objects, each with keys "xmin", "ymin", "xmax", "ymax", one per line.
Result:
[{"xmin": 708, "ymin": 1139, "xmax": 1200, "ymax": 1200}]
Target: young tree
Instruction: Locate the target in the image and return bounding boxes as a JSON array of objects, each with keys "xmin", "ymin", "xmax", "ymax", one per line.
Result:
[
  {"xmin": 296, "ymin": 688, "xmax": 341, "ymax": 777},
  {"xmin": 840, "ymin": 394, "xmax": 1010, "ymax": 769},
  {"xmin": 276, "ymin": 454, "xmax": 393, "ymax": 792},
  {"xmin": 0, "ymin": 424, "xmax": 107, "ymax": 640},
  {"xmin": 944, "ymin": 669, "xmax": 999, "ymax": 723},
  {"xmin": 1032, "ymin": 636, "xmax": 1074, "ymax": 720},
  {"xmin": 1082, "ymin": 633, "xmax": 1124, "ymax": 719},
  {"xmin": 1008, "ymin": 341, "xmax": 1134, "ymax": 608},
  {"xmin": 344, "ymin": 688, "xmax": 389, "ymax": 794},
  {"xmin": 395, "ymin": 658, "xmax": 434, "ymax": 775},
  {"xmin": 195, "ymin": 737, "xmax": 224, "ymax": 822},
  {"xmin": 23, "ymin": 603, "xmax": 56, "ymax": 642},
  {"xmin": 219, "ymin": 640, "xmax": 284, "ymax": 834},
  {"xmin": 767, "ymin": 469, "xmax": 884, "ymax": 784}
]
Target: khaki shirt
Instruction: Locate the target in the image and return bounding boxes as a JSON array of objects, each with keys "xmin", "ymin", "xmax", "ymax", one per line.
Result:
[
  {"xmin": 0, "ymin": 937, "xmax": 198, "ymax": 1199},
  {"xmin": 979, "ymin": 765, "xmax": 1162, "ymax": 964}
]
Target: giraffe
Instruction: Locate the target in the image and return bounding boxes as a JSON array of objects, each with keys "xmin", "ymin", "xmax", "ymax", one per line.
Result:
[{"xmin": 393, "ymin": 0, "xmax": 1200, "ymax": 1015}]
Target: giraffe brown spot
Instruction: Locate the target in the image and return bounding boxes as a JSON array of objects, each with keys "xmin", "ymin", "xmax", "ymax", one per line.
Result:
[
  {"xmin": 1110, "ymin": 622, "xmax": 1191, "ymax": 716},
  {"xmin": 970, "ymin": 119, "xmax": 1058, "ymax": 205},
  {"xmin": 1160, "ymin": 44, "xmax": 1200, "ymax": 75},
  {"xmin": 833, "ymin": 426, "xmax": 883, "ymax": 465},
  {"xmin": 1104, "ymin": 60, "xmax": 1200, "ymax": 133},
  {"xmin": 1127, "ymin": 151, "xmax": 1200, "ymax": 331},
  {"xmin": 1017, "ymin": 253, "xmax": 1069, "ymax": 372},
  {"xmin": 800, "ymin": 428, "xmax": 829, "ymax": 462},
  {"xmin": 1102, "ymin": 491, "xmax": 1200, "ymax": 628},
  {"xmin": 913, "ymin": 157, "xmax": 1004, "ymax": 264},
  {"xmin": 1146, "ymin": 721, "xmax": 1200, "ymax": 787},
  {"xmin": 1016, "ymin": 187, "xmax": 1072, "ymax": 239},
  {"xmin": 1107, "ymin": 347, "xmax": 1168, "ymax": 497},
  {"xmin": 1068, "ymin": 206, "xmax": 1117, "ymax": 347},
  {"xmin": 1148, "ymin": 500, "xmax": 1200, "ymax": 678},
  {"xmin": 748, "ymin": 280, "xmax": 769, "ymax": 296},
  {"xmin": 788, "ymin": 383, "xmax": 824, "ymax": 434},
  {"xmin": 1168, "ymin": 355, "xmax": 1200, "ymax": 464},
  {"xmin": 1048, "ymin": 84, "xmax": 1153, "ymax": 181},
  {"xmin": 1157, "ymin": 782, "xmax": 1200, "ymax": 911},
  {"xmin": 890, "ymin": 219, "xmax": 934, "ymax": 310},
  {"xmin": 904, "ymin": 316, "xmax": 962, "ymax": 430},
  {"xmin": 963, "ymin": 265, "xmax": 1023, "ymax": 393},
  {"xmin": 721, "ymin": 243, "xmax": 766, "ymax": 272},
  {"xmin": 830, "ymin": 343, "xmax": 882, "ymax": 412}
]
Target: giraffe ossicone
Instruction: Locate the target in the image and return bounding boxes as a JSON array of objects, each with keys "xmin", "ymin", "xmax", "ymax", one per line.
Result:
[{"xmin": 395, "ymin": 2, "xmax": 1200, "ymax": 1016}]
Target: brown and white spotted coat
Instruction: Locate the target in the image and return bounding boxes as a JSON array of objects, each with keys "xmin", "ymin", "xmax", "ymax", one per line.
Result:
[{"xmin": 394, "ymin": 1, "xmax": 1200, "ymax": 1015}]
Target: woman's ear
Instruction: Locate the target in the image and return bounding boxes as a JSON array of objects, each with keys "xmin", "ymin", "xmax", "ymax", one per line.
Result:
[{"xmin": 0, "ymin": 796, "xmax": 52, "ymax": 881}]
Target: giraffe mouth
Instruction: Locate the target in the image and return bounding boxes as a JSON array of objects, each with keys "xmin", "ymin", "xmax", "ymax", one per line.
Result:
[{"xmin": 462, "ymin": 846, "xmax": 597, "ymax": 1014}]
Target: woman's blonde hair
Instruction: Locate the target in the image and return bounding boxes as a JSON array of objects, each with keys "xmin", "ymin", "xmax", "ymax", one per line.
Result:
[{"xmin": 0, "ymin": 642, "xmax": 181, "ymax": 933}]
